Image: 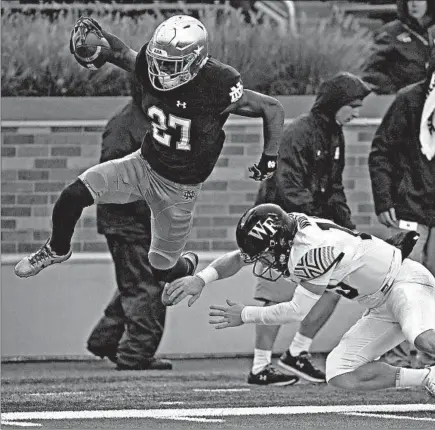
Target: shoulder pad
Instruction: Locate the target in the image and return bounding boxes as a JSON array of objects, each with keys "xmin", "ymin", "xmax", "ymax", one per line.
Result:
[
  {"xmin": 134, "ymin": 44, "xmax": 149, "ymax": 85},
  {"xmin": 294, "ymin": 246, "xmax": 342, "ymax": 281}
]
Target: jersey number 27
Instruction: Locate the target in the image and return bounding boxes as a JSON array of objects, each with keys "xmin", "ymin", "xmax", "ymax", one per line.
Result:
[{"xmin": 148, "ymin": 106, "xmax": 192, "ymax": 151}]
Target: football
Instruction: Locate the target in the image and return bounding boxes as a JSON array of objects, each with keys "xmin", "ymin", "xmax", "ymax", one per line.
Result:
[{"xmin": 74, "ymin": 31, "xmax": 111, "ymax": 69}]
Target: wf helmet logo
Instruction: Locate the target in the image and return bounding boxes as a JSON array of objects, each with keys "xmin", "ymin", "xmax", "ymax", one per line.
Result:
[
  {"xmin": 229, "ymin": 82, "xmax": 244, "ymax": 103},
  {"xmin": 248, "ymin": 216, "xmax": 277, "ymax": 240}
]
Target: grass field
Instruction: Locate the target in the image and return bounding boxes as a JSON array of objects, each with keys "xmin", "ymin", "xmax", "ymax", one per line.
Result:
[{"xmin": 2, "ymin": 357, "xmax": 434, "ymax": 429}]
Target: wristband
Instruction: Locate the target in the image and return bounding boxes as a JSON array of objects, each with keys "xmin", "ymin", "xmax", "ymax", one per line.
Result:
[
  {"xmin": 258, "ymin": 153, "xmax": 278, "ymax": 172},
  {"xmin": 195, "ymin": 266, "xmax": 219, "ymax": 285}
]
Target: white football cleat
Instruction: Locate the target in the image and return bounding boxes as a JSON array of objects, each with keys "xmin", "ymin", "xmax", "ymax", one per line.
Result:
[
  {"xmin": 424, "ymin": 366, "xmax": 435, "ymax": 397},
  {"xmin": 14, "ymin": 240, "xmax": 72, "ymax": 278}
]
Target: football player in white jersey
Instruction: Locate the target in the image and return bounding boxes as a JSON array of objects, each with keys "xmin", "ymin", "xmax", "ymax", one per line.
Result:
[{"xmin": 163, "ymin": 203, "xmax": 435, "ymax": 395}]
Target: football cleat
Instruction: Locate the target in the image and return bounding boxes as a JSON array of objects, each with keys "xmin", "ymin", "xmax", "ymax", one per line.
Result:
[
  {"xmin": 278, "ymin": 351, "xmax": 326, "ymax": 383},
  {"xmin": 14, "ymin": 240, "xmax": 72, "ymax": 278},
  {"xmin": 248, "ymin": 364, "xmax": 299, "ymax": 386},
  {"xmin": 183, "ymin": 251, "xmax": 199, "ymax": 276},
  {"xmin": 424, "ymin": 366, "xmax": 435, "ymax": 397}
]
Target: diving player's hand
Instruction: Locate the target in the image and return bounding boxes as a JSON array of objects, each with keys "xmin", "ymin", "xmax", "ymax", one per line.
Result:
[
  {"xmin": 248, "ymin": 153, "xmax": 278, "ymax": 181},
  {"xmin": 209, "ymin": 299, "xmax": 245, "ymax": 329},
  {"xmin": 162, "ymin": 276, "xmax": 205, "ymax": 307}
]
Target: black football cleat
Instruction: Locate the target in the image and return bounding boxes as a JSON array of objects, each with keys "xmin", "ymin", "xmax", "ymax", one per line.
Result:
[
  {"xmin": 247, "ymin": 364, "xmax": 299, "ymax": 386},
  {"xmin": 87, "ymin": 344, "xmax": 117, "ymax": 364},
  {"xmin": 278, "ymin": 351, "xmax": 326, "ymax": 383}
]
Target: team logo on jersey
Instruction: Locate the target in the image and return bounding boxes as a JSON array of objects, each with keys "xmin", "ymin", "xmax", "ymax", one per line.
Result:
[
  {"xmin": 248, "ymin": 216, "xmax": 277, "ymax": 240},
  {"xmin": 294, "ymin": 246, "xmax": 340, "ymax": 280},
  {"xmin": 177, "ymin": 101, "xmax": 187, "ymax": 109},
  {"xmin": 229, "ymin": 82, "xmax": 244, "ymax": 103},
  {"xmin": 183, "ymin": 190, "xmax": 196, "ymax": 201}
]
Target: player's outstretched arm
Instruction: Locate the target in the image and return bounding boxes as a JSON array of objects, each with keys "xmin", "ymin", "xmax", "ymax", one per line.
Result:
[
  {"xmin": 209, "ymin": 283, "xmax": 324, "ymax": 330},
  {"xmin": 100, "ymin": 29, "xmax": 138, "ymax": 72},
  {"xmin": 70, "ymin": 16, "xmax": 137, "ymax": 72},
  {"xmin": 162, "ymin": 250, "xmax": 247, "ymax": 307},
  {"xmin": 222, "ymin": 90, "xmax": 284, "ymax": 181}
]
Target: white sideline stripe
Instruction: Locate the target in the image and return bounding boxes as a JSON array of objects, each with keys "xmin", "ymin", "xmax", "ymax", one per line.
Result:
[
  {"xmin": 156, "ymin": 417, "xmax": 225, "ymax": 423},
  {"xmin": 344, "ymin": 412, "xmax": 435, "ymax": 422},
  {"xmin": 193, "ymin": 388, "xmax": 250, "ymax": 392},
  {"xmin": 3, "ymin": 404, "xmax": 435, "ymax": 421},
  {"xmin": 1, "ymin": 421, "xmax": 42, "ymax": 427},
  {"xmin": 0, "ymin": 118, "xmax": 381, "ymax": 128}
]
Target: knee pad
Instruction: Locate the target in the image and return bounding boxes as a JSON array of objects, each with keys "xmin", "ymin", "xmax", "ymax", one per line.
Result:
[{"xmin": 149, "ymin": 251, "xmax": 174, "ymax": 271}]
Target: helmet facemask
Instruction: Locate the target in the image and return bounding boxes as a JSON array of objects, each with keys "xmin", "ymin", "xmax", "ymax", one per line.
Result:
[
  {"xmin": 146, "ymin": 50, "xmax": 199, "ymax": 91},
  {"xmin": 241, "ymin": 222, "xmax": 292, "ymax": 282}
]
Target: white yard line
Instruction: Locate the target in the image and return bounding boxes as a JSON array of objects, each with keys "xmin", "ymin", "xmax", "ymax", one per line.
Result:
[
  {"xmin": 193, "ymin": 388, "xmax": 250, "ymax": 392},
  {"xmin": 2, "ymin": 421, "xmax": 42, "ymax": 427},
  {"xmin": 344, "ymin": 412, "xmax": 435, "ymax": 422},
  {"xmin": 2, "ymin": 404, "xmax": 435, "ymax": 422}
]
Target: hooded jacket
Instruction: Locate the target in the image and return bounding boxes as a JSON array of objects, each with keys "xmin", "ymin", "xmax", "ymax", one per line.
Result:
[
  {"xmin": 362, "ymin": 0, "xmax": 435, "ymax": 94},
  {"xmin": 256, "ymin": 72, "xmax": 371, "ymax": 230},
  {"xmin": 97, "ymin": 94, "xmax": 153, "ymax": 239},
  {"xmin": 368, "ymin": 51, "xmax": 435, "ymax": 227}
]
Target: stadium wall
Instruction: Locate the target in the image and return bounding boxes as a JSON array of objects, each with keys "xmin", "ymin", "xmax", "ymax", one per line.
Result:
[{"xmin": 1, "ymin": 95, "xmax": 394, "ymax": 359}]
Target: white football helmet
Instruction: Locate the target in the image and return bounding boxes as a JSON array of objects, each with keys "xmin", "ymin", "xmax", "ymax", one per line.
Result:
[{"xmin": 146, "ymin": 15, "xmax": 209, "ymax": 91}]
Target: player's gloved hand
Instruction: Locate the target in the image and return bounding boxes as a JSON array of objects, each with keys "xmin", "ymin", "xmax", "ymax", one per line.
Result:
[
  {"xmin": 70, "ymin": 16, "xmax": 104, "ymax": 69},
  {"xmin": 70, "ymin": 16, "xmax": 104, "ymax": 53},
  {"xmin": 248, "ymin": 153, "xmax": 278, "ymax": 181}
]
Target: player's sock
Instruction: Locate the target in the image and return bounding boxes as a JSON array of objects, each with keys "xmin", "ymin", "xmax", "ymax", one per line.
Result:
[
  {"xmin": 252, "ymin": 349, "xmax": 272, "ymax": 374},
  {"xmin": 289, "ymin": 332, "xmax": 313, "ymax": 357},
  {"xmin": 395, "ymin": 367, "xmax": 431, "ymax": 388},
  {"xmin": 50, "ymin": 179, "xmax": 94, "ymax": 255}
]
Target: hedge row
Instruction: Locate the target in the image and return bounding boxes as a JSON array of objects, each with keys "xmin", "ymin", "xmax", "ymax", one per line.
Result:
[{"xmin": 1, "ymin": 7, "xmax": 374, "ymax": 96}]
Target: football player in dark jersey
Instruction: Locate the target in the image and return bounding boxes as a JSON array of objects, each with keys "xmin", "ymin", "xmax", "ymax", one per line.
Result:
[{"xmin": 14, "ymin": 15, "xmax": 284, "ymax": 286}]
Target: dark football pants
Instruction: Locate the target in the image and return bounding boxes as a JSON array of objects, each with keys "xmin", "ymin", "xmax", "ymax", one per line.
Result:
[
  {"xmin": 87, "ymin": 235, "xmax": 166, "ymax": 367},
  {"xmin": 79, "ymin": 150, "xmax": 202, "ymax": 270}
]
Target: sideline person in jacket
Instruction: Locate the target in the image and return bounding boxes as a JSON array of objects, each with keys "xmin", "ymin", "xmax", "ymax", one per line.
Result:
[
  {"xmin": 87, "ymin": 78, "xmax": 172, "ymax": 371},
  {"xmin": 244, "ymin": 72, "xmax": 372, "ymax": 386},
  {"xmin": 362, "ymin": 0, "xmax": 435, "ymax": 95},
  {"xmin": 368, "ymin": 50, "xmax": 435, "ymax": 368}
]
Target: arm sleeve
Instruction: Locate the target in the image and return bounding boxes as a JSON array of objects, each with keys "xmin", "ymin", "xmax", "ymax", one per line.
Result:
[
  {"xmin": 368, "ymin": 94, "xmax": 407, "ymax": 215},
  {"xmin": 241, "ymin": 285, "xmax": 321, "ymax": 325},
  {"xmin": 275, "ymin": 127, "xmax": 322, "ymax": 216},
  {"xmin": 361, "ymin": 30, "xmax": 398, "ymax": 95}
]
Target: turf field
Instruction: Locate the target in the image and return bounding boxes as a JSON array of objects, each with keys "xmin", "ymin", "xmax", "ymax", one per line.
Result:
[{"xmin": 2, "ymin": 357, "xmax": 434, "ymax": 429}]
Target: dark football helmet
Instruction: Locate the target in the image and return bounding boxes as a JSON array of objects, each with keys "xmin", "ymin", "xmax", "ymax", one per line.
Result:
[
  {"xmin": 146, "ymin": 15, "xmax": 209, "ymax": 91},
  {"xmin": 236, "ymin": 204, "xmax": 297, "ymax": 281}
]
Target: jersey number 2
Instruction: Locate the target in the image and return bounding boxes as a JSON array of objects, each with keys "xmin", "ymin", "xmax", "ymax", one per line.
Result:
[{"xmin": 148, "ymin": 106, "xmax": 191, "ymax": 150}]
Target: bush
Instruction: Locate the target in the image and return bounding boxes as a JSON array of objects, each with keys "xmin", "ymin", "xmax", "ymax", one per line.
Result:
[{"xmin": 1, "ymin": 7, "xmax": 374, "ymax": 96}]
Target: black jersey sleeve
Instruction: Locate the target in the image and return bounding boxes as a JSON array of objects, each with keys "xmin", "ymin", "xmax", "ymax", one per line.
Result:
[
  {"xmin": 134, "ymin": 43, "xmax": 149, "ymax": 85},
  {"xmin": 215, "ymin": 64, "xmax": 244, "ymax": 111}
]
